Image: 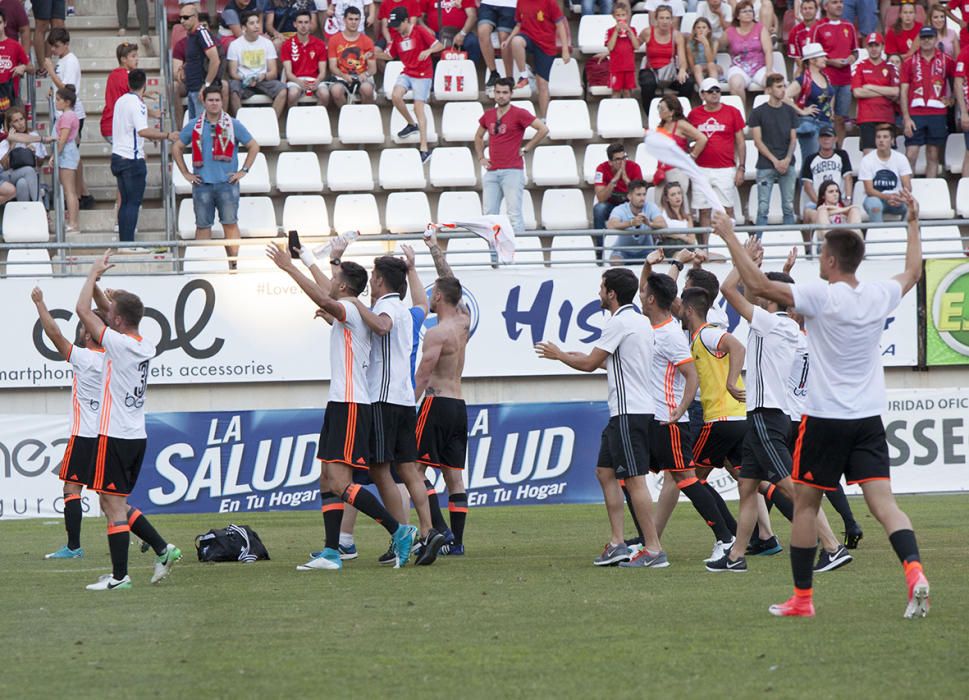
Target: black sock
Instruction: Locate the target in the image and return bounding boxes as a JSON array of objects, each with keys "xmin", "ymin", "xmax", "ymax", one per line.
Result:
[
  {"xmin": 107, "ymin": 522, "xmax": 130, "ymax": 580},
  {"xmin": 703, "ymin": 481, "xmax": 737, "ymax": 535},
  {"xmin": 342, "ymin": 484, "xmax": 399, "ymax": 535},
  {"xmin": 680, "ymin": 479, "xmax": 733, "ymax": 542},
  {"xmin": 620, "ymin": 483, "xmax": 645, "ymax": 542},
  {"xmin": 321, "ymin": 492, "xmax": 343, "ymax": 551},
  {"xmin": 64, "ymin": 494, "xmax": 82, "ymax": 550},
  {"xmin": 425, "ymin": 479, "xmax": 448, "ymax": 532},
  {"xmin": 790, "ymin": 545, "xmax": 816, "ymax": 591},
  {"xmin": 824, "ymin": 484, "xmax": 857, "ymax": 529},
  {"xmin": 888, "ymin": 529, "xmax": 921, "ymax": 565},
  {"xmin": 127, "ymin": 507, "xmax": 167, "ymax": 556},
  {"xmin": 765, "ymin": 485, "xmax": 794, "ymax": 522},
  {"xmin": 448, "ymin": 493, "xmax": 468, "ymax": 545}
]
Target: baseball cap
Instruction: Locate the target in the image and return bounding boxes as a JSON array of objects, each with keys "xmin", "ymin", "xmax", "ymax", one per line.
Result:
[
  {"xmin": 388, "ymin": 7, "xmax": 409, "ymax": 28},
  {"xmin": 699, "ymin": 77, "xmax": 721, "ymax": 92},
  {"xmin": 819, "ymin": 126, "xmax": 836, "ymax": 137},
  {"xmin": 866, "ymin": 32, "xmax": 884, "ymax": 45},
  {"xmin": 919, "ymin": 26, "xmax": 938, "ymax": 38}
]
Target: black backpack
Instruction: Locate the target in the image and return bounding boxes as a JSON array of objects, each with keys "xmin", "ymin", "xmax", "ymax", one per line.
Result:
[{"xmin": 195, "ymin": 524, "xmax": 270, "ymax": 563}]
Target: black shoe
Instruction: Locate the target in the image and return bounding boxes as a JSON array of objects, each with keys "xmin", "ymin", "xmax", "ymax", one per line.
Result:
[
  {"xmin": 79, "ymin": 195, "xmax": 96, "ymax": 210},
  {"xmin": 420, "ymin": 149, "xmax": 432, "ymax": 164},
  {"xmin": 415, "ymin": 528, "xmax": 446, "ymax": 566},
  {"xmin": 746, "ymin": 535, "xmax": 783, "ymax": 556},
  {"xmin": 377, "ymin": 539, "xmax": 396, "ymax": 565},
  {"xmin": 705, "ymin": 554, "xmax": 748, "ymax": 573},
  {"xmin": 485, "ymin": 71, "xmax": 499, "ymax": 89},
  {"xmin": 815, "ymin": 545, "xmax": 853, "ymax": 572},
  {"xmin": 844, "ymin": 523, "xmax": 863, "ymax": 549},
  {"xmin": 623, "ymin": 536, "xmax": 644, "ymax": 548},
  {"xmin": 397, "ymin": 123, "xmax": 419, "ymax": 139}
]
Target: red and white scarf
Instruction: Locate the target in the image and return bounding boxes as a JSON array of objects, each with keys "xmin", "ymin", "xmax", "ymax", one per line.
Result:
[
  {"xmin": 908, "ymin": 49, "xmax": 949, "ymax": 110},
  {"xmin": 191, "ymin": 111, "xmax": 235, "ymax": 168}
]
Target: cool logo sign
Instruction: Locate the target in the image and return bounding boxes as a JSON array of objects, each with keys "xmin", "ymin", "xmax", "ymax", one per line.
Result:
[
  {"xmin": 420, "ymin": 284, "xmax": 480, "ymax": 340},
  {"xmin": 932, "ymin": 263, "xmax": 969, "ymax": 356}
]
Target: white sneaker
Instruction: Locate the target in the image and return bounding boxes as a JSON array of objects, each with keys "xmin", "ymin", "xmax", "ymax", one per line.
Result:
[
  {"xmin": 150, "ymin": 544, "xmax": 182, "ymax": 584},
  {"xmin": 704, "ymin": 537, "xmax": 736, "ymax": 564},
  {"xmin": 86, "ymin": 574, "xmax": 132, "ymax": 590}
]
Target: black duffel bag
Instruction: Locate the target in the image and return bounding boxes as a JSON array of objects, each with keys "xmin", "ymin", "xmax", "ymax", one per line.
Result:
[{"xmin": 195, "ymin": 524, "xmax": 270, "ymax": 563}]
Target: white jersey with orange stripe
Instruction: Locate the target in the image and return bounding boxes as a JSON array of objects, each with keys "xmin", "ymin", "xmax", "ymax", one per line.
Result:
[
  {"xmin": 649, "ymin": 316, "xmax": 693, "ymax": 423},
  {"xmin": 328, "ymin": 299, "xmax": 373, "ymax": 405},
  {"xmin": 67, "ymin": 346, "xmax": 105, "ymax": 438},
  {"xmin": 97, "ymin": 328, "xmax": 155, "ymax": 439},
  {"xmin": 368, "ymin": 293, "xmax": 416, "ymax": 407}
]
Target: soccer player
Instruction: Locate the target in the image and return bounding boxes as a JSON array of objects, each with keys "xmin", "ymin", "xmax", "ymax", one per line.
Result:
[
  {"xmin": 266, "ymin": 242, "xmax": 417, "ymax": 571},
  {"xmin": 74, "ymin": 253, "xmax": 182, "ymax": 590},
  {"xmin": 536, "ymin": 268, "xmax": 669, "ymax": 568},
  {"xmin": 711, "ymin": 193, "xmax": 930, "ymax": 619}
]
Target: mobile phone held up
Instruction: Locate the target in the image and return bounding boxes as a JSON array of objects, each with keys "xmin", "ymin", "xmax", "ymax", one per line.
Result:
[{"xmin": 288, "ymin": 230, "xmax": 301, "ymax": 259}]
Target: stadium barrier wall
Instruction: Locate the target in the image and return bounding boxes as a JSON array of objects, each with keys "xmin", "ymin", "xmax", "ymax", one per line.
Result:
[
  {"xmin": 926, "ymin": 259, "xmax": 969, "ymax": 366},
  {"xmin": 3, "ymin": 391, "xmax": 968, "ymax": 520}
]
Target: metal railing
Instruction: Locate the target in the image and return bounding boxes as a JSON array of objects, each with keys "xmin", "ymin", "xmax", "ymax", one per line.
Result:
[
  {"xmin": 155, "ymin": 0, "xmax": 177, "ymax": 243},
  {"xmin": 47, "ymin": 88, "xmax": 64, "ymax": 252}
]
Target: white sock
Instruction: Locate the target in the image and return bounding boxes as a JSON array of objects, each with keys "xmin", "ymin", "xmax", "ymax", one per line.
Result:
[{"xmin": 339, "ymin": 533, "xmax": 354, "ymax": 548}]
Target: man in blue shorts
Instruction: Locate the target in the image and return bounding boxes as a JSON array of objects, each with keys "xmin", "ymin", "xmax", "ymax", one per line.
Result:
[{"xmin": 503, "ymin": 0, "xmax": 570, "ymax": 117}]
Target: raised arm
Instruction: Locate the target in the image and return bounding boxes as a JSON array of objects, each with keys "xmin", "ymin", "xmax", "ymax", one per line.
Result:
[
  {"xmin": 534, "ymin": 341, "xmax": 610, "ymax": 372},
  {"xmin": 425, "ymin": 227, "xmax": 455, "ymax": 278},
  {"xmin": 93, "ymin": 283, "xmax": 113, "ymax": 313},
  {"xmin": 892, "ymin": 191, "xmax": 922, "ymax": 296},
  {"xmin": 75, "ymin": 253, "xmax": 113, "ymax": 342},
  {"xmin": 402, "ymin": 244, "xmax": 429, "ymax": 314},
  {"xmin": 711, "ymin": 212, "xmax": 795, "ymax": 309},
  {"xmin": 32, "ymin": 288, "xmax": 74, "ymax": 360},
  {"xmin": 640, "ymin": 248, "xmax": 666, "ymax": 292},
  {"xmin": 720, "ymin": 264, "xmax": 755, "ymax": 322},
  {"xmin": 265, "ymin": 243, "xmax": 345, "ymax": 318}
]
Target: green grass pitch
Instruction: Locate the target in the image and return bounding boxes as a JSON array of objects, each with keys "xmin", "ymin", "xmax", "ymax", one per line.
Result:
[{"xmin": 2, "ymin": 494, "xmax": 967, "ymax": 699}]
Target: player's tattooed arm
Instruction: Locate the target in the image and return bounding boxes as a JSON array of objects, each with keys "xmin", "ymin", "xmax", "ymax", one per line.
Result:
[{"xmin": 424, "ymin": 226, "xmax": 455, "ymax": 279}]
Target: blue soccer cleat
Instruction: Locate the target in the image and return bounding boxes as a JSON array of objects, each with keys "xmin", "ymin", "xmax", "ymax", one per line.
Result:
[
  {"xmin": 45, "ymin": 545, "xmax": 84, "ymax": 559},
  {"xmin": 392, "ymin": 525, "xmax": 418, "ymax": 568},
  {"xmin": 298, "ymin": 547, "xmax": 342, "ymax": 571}
]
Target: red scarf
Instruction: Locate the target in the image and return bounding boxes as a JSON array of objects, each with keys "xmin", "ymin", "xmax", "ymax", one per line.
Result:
[
  {"xmin": 191, "ymin": 111, "xmax": 235, "ymax": 168},
  {"xmin": 908, "ymin": 49, "xmax": 949, "ymax": 110}
]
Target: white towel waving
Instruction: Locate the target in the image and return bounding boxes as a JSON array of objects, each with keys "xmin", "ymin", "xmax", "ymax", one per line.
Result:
[{"xmin": 643, "ymin": 129, "xmax": 726, "ymax": 214}]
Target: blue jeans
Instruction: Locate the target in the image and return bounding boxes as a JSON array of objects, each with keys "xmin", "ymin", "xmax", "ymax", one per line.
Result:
[
  {"xmin": 592, "ymin": 201, "xmax": 617, "ymax": 262},
  {"xmin": 796, "ymin": 117, "xmax": 826, "ymax": 162},
  {"xmin": 863, "ymin": 195, "xmax": 908, "ymax": 223},
  {"xmin": 756, "ymin": 166, "xmax": 797, "ymax": 231},
  {"xmin": 454, "ymin": 31, "xmax": 481, "ymax": 65},
  {"xmin": 581, "ymin": 0, "xmax": 613, "ymax": 13},
  {"xmin": 841, "ymin": 0, "xmax": 878, "ymax": 37},
  {"xmin": 483, "ymin": 168, "xmax": 525, "ymax": 234},
  {"xmin": 187, "ymin": 90, "xmax": 203, "ymax": 121},
  {"xmin": 193, "ymin": 181, "xmax": 240, "ymax": 229},
  {"xmin": 111, "ymin": 154, "xmax": 146, "ymax": 243}
]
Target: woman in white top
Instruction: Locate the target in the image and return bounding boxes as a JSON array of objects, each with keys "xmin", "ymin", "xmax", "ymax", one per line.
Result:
[
  {"xmin": 656, "ymin": 181, "xmax": 697, "ymax": 254},
  {"xmin": 0, "ymin": 106, "xmax": 49, "ymax": 202},
  {"xmin": 815, "ymin": 180, "xmax": 862, "ymax": 249}
]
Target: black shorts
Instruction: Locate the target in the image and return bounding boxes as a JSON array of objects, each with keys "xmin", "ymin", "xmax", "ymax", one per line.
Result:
[
  {"xmin": 792, "ymin": 415, "xmax": 890, "ymax": 491},
  {"xmin": 318, "ymin": 401, "xmax": 372, "ymax": 469},
  {"xmin": 740, "ymin": 409, "xmax": 793, "ymax": 484},
  {"xmin": 59, "ymin": 435, "xmax": 97, "ymax": 486},
  {"xmin": 371, "ymin": 402, "xmax": 418, "ymax": 464},
  {"xmin": 691, "ymin": 420, "xmax": 747, "ymax": 470},
  {"xmin": 648, "ymin": 419, "xmax": 694, "ymax": 472},
  {"xmin": 33, "ymin": 0, "xmax": 66, "ymax": 21},
  {"xmin": 597, "ymin": 414, "xmax": 652, "ymax": 478},
  {"xmin": 858, "ymin": 122, "xmax": 884, "ymax": 152},
  {"xmin": 416, "ymin": 396, "xmax": 468, "ymax": 470},
  {"xmin": 788, "ymin": 419, "xmax": 800, "ymax": 453},
  {"xmin": 90, "ymin": 435, "xmax": 146, "ymax": 496},
  {"xmin": 906, "ymin": 114, "xmax": 948, "ymax": 148}
]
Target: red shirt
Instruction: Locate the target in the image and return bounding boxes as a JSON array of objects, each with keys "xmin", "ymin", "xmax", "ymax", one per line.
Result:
[
  {"xmin": 851, "ymin": 57, "xmax": 900, "ymax": 124},
  {"xmin": 593, "ymin": 160, "xmax": 644, "ymax": 195},
  {"xmin": 422, "ymin": 0, "xmax": 469, "ymax": 33},
  {"xmin": 605, "ymin": 23, "xmax": 636, "ymax": 72},
  {"xmin": 388, "ymin": 24, "xmax": 438, "ymax": 78},
  {"xmin": 101, "ymin": 67, "xmax": 131, "ymax": 137},
  {"xmin": 787, "ymin": 20, "xmax": 816, "ymax": 60},
  {"xmin": 885, "ymin": 24, "xmax": 921, "ymax": 57},
  {"xmin": 281, "ymin": 35, "xmax": 327, "ymax": 78},
  {"xmin": 380, "ymin": 0, "xmax": 422, "ymax": 21},
  {"xmin": 901, "ymin": 49, "xmax": 956, "ymax": 115},
  {"xmin": 0, "ymin": 0, "xmax": 29, "ymax": 42},
  {"xmin": 478, "ymin": 105, "xmax": 535, "ymax": 170},
  {"xmin": 950, "ymin": 0, "xmax": 969, "ymax": 46},
  {"xmin": 810, "ymin": 19, "xmax": 858, "ymax": 86},
  {"xmin": 515, "ymin": 0, "xmax": 564, "ymax": 57},
  {"xmin": 687, "ymin": 104, "xmax": 744, "ymax": 169},
  {"xmin": 957, "ymin": 45, "xmax": 969, "ymax": 107}
]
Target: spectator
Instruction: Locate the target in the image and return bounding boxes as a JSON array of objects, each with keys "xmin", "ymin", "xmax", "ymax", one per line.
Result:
[
  {"xmin": 858, "ymin": 123, "xmax": 913, "ymax": 221},
  {"xmin": 852, "ymin": 33, "xmax": 901, "ymax": 155},
  {"xmin": 944, "ymin": 0, "xmax": 969, "ymax": 55},
  {"xmin": 599, "ymin": 2, "xmax": 639, "ymax": 99},
  {"xmin": 885, "ymin": 2, "xmax": 922, "ymax": 62},
  {"xmin": 111, "ymin": 69, "xmax": 178, "ymax": 244},
  {"xmin": 478, "ymin": 0, "xmax": 515, "ymax": 88},
  {"xmin": 117, "ymin": 0, "xmax": 150, "ymax": 48},
  {"xmin": 880, "ymin": 0, "xmax": 928, "ymax": 31},
  {"xmin": 788, "ymin": 0, "xmax": 820, "ymax": 77},
  {"xmin": 720, "ymin": 0, "xmax": 772, "ymax": 98},
  {"xmin": 593, "ymin": 142, "xmax": 645, "ymax": 259},
  {"xmin": 605, "ymin": 179, "xmax": 666, "ymax": 265},
  {"xmin": 378, "ymin": 0, "xmax": 421, "ymax": 48},
  {"xmin": 377, "ymin": 8, "xmax": 443, "ymax": 163},
  {"xmin": 654, "ymin": 94, "xmax": 707, "ymax": 208},
  {"xmin": 801, "ymin": 126, "xmax": 854, "ymax": 226},
  {"xmin": 266, "ymin": 0, "xmax": 317, "ymax": 51},
  {"xmin": 504, "ymin": 0, "xmax": 570, "ymax": 119},
  {"xmin": 227, "ymin": 12, "xmax": 288, "ymax": 117},
  {"xmin": 33, "ymin": 0, "xmax": 67, "ymax": 69},
  {"xmin": 282, "ymin": 10, "xmax": 329, "ymax": 107},
  {"xmin": 101, "ymin": 42, "xmax": 140, "ymax": 228},
  {"xmin": 786, "ymin": 42, "xmax": 835, "ymax": 163},
  {"xmin": 842, "ymin": 0, "xmax": 879, "ymax": 39},
  {"xmin": 0, "ymin": 12, "xmax": 31, "ymax": 114},
  {"xmin": 808, "ymin": 0, "xmax": 856, "ymax": 144},
  {"xmin": 180, "ymin": 5, "xmax": 222, "ymax": 121},
  {"xmin": 644, "ymin": 0, "xmax": 686, "ymax": 27},
  {"xmin": 697, "ymin": 0, "xmax": 732, "ymax": 45},
  {"xmin": 221, "ymin": 0, "xmax": 265, "ymax": 38},
  {"xmin": 638, "ymin": 4, "xmax": 693, "ymax": 110},
  {"xmin": 583, "ymin": 0, "xmax": 614, "ymax": 16},
  {"xmin": 174, "ymin": 85, "xmax": 259, "ymax": 268},
  {"xmin": 749, "ymin": 73, "xmax": 798, "ymax": 231},
  {"xmin": 686, "ymin": 17, "xmax": 719, "ymax": 87},
  {"xmin": 656, "ymin": 181, "xmax": 697, "ymax": 254},
  {"xmin": 51, "ymin": 86, "xmax": 81, "ymax": 233},
  {"xmin": 422, "ymin": 0, "xmax": 480, "ymax": 63},
  {"xmin": 474, "ymin": 77, "xmax": 549, "ymax": 234},
  {"xmin": 956, "ymin": 41, "xmax": 969, "ymax": 176},
  {"xmin": 327, "ymin": 6, "xmax": 377, "ymax": 106},
  {"xmin": 0, "ymin": 0, "xmax": 29, "ymax": 55},
  {"xmin": 814, "ymin": 180, "xmax": 862, "ymax": 241},
  {"xmin": 318, "ymin": 0, "xmax": 376, "ymax": 41},
  {"xmin": 0, "ymin": 106, "xmax": 47, "ymax": 202},
  {"xmin": 172, "ymin": 35, "xmax": 188, "ymax": 126},
  {"xmin": 930, "ymin": 4, "xmax": 960, "ymax": 58},
  {"xmin": 900, "ymin": 25, "xmax": 955, "ymax": 178},
  {"xmin": 687, "ymin": 77, "xmax": 745, "ymax": 233}
]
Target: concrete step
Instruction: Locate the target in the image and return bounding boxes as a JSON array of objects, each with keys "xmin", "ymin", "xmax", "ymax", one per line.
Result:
[
  {"xmin": 67, "ymin": 35, "xmax": 163, "ymax": 61},
  {"xmin": 70, "ymin": 0, "xmax": 159, "ymax": 20},
  {"xmin": 66, "ymin": 14, "xmax": 158, "ymax": 32},
  {"xmin": 45, "ymin": 252, "xmax": 175, "ymax": 276},
  {"xmin": 77, "ymin": 207, "xmax": 167, "ymax": 233}
]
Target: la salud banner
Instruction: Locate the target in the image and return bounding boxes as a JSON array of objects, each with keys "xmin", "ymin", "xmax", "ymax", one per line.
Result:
[{"xmin": 925, "ymin": 259, "xmax": 969, "ymax": 366}]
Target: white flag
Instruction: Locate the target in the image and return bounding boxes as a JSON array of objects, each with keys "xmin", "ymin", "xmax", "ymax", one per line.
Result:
[
  {"xmin": 643, "ymin": 129, "xmax": 726, "ymax": 214},
  {"xmin": 433, "ymin": 216, "xmax": 517, "ymax": 264}
]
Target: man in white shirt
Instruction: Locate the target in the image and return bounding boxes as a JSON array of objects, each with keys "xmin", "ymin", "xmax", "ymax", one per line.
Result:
[
  {"xmin": 227, "ymin": 12, "xmax": 288, "ymax": 116},
  {"xmin": 858, "ymin": 124, "xmax": 913, "ymax": 222},
  {"xmin": 536, "ymin": 268, "xmax": 669, "ymax": 569},
  {"xmin": 712, "ymin": 194, "xmax": 930, "ymax": 619}
]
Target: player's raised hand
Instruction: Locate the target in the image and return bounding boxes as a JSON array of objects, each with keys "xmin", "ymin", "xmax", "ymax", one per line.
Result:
[
  {"xmin": 646, "ymin": 248, "xmax": 665, "ymax": 265},
  {"xmin": 265, "ymin": 242, "xmax": 295, "ymax": 270},
  {"xmin": 401, "ymin": 244, "xmax": 416, "ymax": 269},
  {"xmin": 91, "ymin": 250, "xmax": 115, "ymax": 277},
  {"xmin": 899, "ymin": 190, "xmax": 919, "ymax": 221},
  {"xmin": 744, "ymin": 236, "xmax": 764, "ymax": 267},
  {"xmin": 30, "ymin": 286, "xmax": 43, "ymax": 304},
  {"xmin": 534, "ymin": 341, "xmax": 563, "ymax": 361},
  {"xmin": 710, "ymin": 211, "xmax": 733, "ymax": 239},
  {"xmin": 676, "ymin": 248, "xmax": 697, "ymax": 265},
  {"xmin": 423, "ymin": 223, "xmax": 440, "ymax": 249},
  {"xmin": 783, "ymin": 246, "xmax": 798, "ymax": 275}
]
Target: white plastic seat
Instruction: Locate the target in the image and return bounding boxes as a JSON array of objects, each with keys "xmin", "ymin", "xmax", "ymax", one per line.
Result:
[
  {"xmin": 333, "ymin": 193, "xmax": 382, "ymax": 234},
  {"xmin": 173, "ymin": 154, "xmax": 193, "ymax": 195},
  {"xmin": 441, "ymin": 102, "xmax": 484, "ymax": 142},
  {"xmin": 548, "ymin": 57, "xmax": 583, "ymax": 97},
  {"xmin": 583, "ymin": 143, "xmax": 609, "ymax": 184},
  {"xmin": 433, "ymin": 59, "xmax": 479, "ymax": 100},
  {"xmin": 913, "ymin": 146, "xmax": 927, "ymax": 176},
  {"xmin": 343, "ymin": 238, "xmax": 392, "ymax": 267},
  {"xmin": 429, "ymin": 147, "xmax": 476, "ymax": 187},
  {"xmin": 282, "ymin": 195, "xmax": 330, "ymax": 237},
  {"xmin": 550, "ymin": 231, "xmax": 597, "ymax": 262},
  {"xmin": 634, "ymin": 142, "xmax": 658, "ymax": 181},
  {"xmin": 647, "ymin": 96, "xmax": 691, "ymax": 129},
  {"xmin": 6, "ymin": 248, "xmax": 52, "ymax": 276},
  {"xmin": 921, "ymin": 225, "xmax": 966, "ymax": 257},
  {"xmin": 276, "ymin": 152, "xmax": 324, "ymax": 192},
  {"xmin": 541, "ymin": 189, "xmax": 589, "ymax": 230},
  {"xmin": 680, "ymin": 11, "xmax": 696, "ymax": 34},
  {"xmin": 770, "ymin": 52, "xmax": 788, "ymax": 82},
  {"xmin": 239, "ymin": 152, "xmax": 271, "ymax": 194},
  {"xmin": 499, "ymin": 190, "xmax": 538, "ymax": 230},
  {"xmin": 762, "ymin": 229, "xmax": 808, "ymax": 256},
  {"xmin": 511, "ymin": 100, "xmax": 538, "ymax": 139},
  {"xmin": 235, "ymin": 107, "xmax": 281, "ymax": 147},
  {"xmin": 746, "ymin": 186, "xmax": 784, "ymax": 225},
  {"xmin": 841, "ymin": 136, "xmax": 863, "ymax": 175},
  {"xmin": 237, "ymin": 197, "xmax": 277, "ymax": 237},
  {"xmin": 285, "ymin": 106, "xmax": 333, "ymax": 145},
  {"xmin": 443, "ymin": 233, "xmax": 496, "ymax": 267},
  {"xmin": 531, "ymin": 145, "xmax": 580, "ymax": 186},
  {"xmin": 864, "ymin": 227, "xmax": 909, "ymax": 258},
  {"xmin": 578, "ymin": 15, "xmax": 615, "ymax": 54},
  {"xmin": 751, "ymin": 94, "xmax": 769, "ymax": 111},
  {"xmin": 2, "ymin": 201, "xmax": 49, "ymax": 242},
  {"xmin": 326, "ymin": 151, "xmax": 374, "ymax": 191},
  {"xmin": 630, "ymin": 13, "xmax": 650, "ymax": 35},
  {"xmin": 337, "ymin": 104, "xmax": 384, "ymax": 144},
  {"xmin": 382, "ymin": 61, "xmax": 407, "ymax": 99},
  {"xmin": 911, "ymin": 178, "xmax": 954, "ymax": 219},
  {"xmin": 744, "ymin": 140, "xmax": 758, "ymax": 181},
  {"xmin": 546, "ymin": 100, "xmax": 593, "ymax": 140},
  {"xmin": 378, "ymin": 149, "xmax": 427, "ymax": 190},
  {"xmin": 945, "ymin": 133, "xmax": 967, "ymax": 174},
  {"xmin": 182, "ymin": 245, "xmax": 230, "ymax": 273},
  {"xmin": 437, "ymin": 191, "xmax": 482, "ymax": 221},
  {"xmin": 236, "ymin": 244, "xmax": 276, "ymax": 271},
  {"xmin": 958, "ymin": 178, "xmax": 969, "ymax": 218},
  {"xmin": 177, "ymin": 198, "xmax": 223, "ymax": 239},
  {"xmin": 597, "ymin": 98, "xmax": 644, "ymax": 139},
  {"xmin": 385, "ymin": 191, "xmax": 432, "ymax": 233},
  {"xmin": 390, "ymin": 103, "xmax": 438, "ymax": 145},
  {"xmin": 720, "ymin": 94, "xmax": 746, "ymax": 123}
]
